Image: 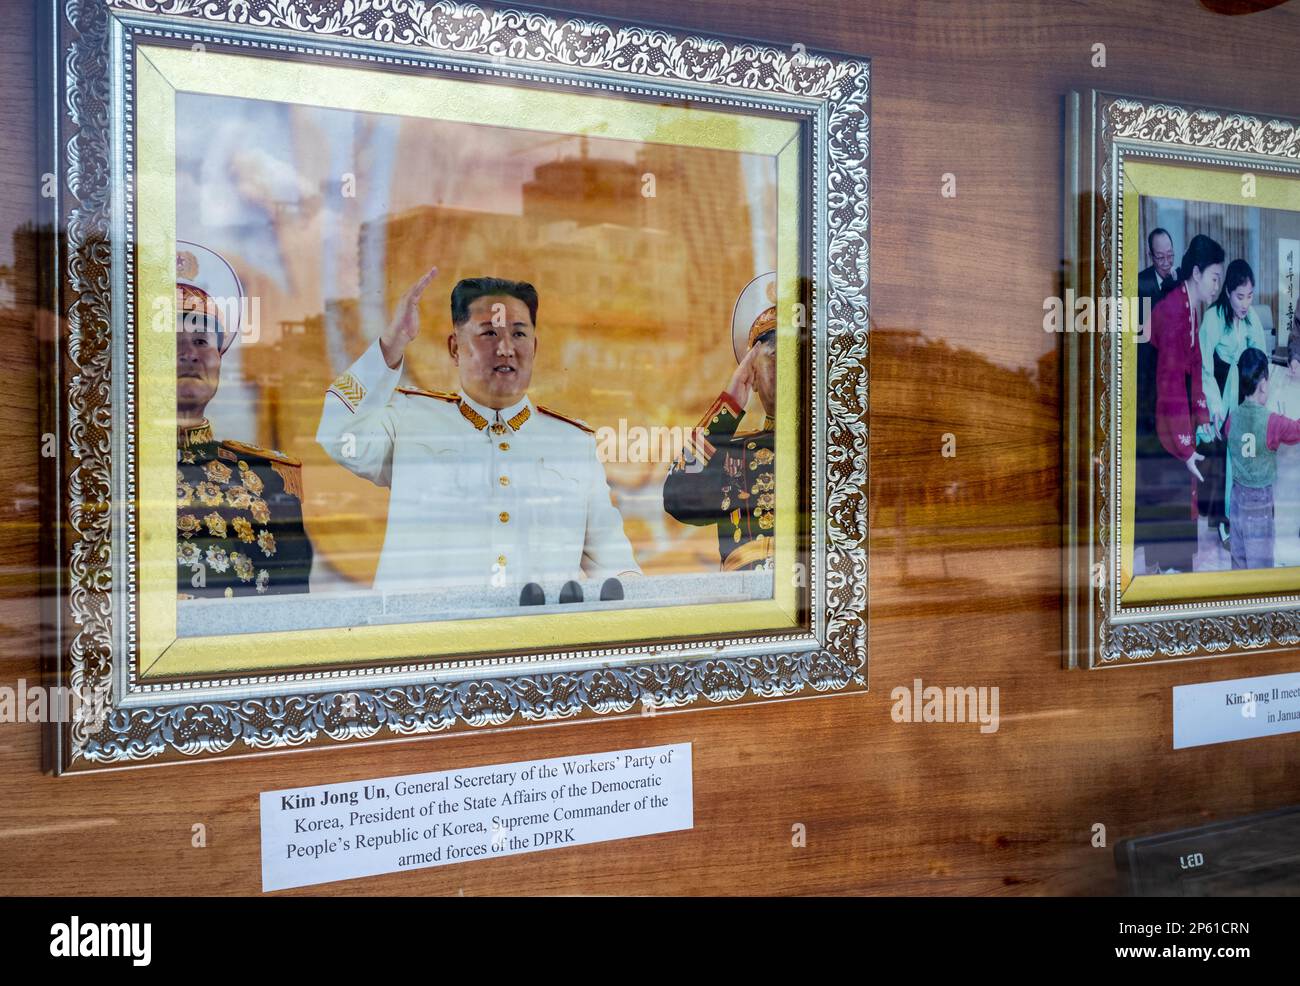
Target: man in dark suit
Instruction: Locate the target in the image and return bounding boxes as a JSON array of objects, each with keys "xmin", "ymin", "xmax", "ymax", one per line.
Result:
[
  {"xmin": 1138, "ymin": 227, "xmax": 1178, "ymax": 324},
  {"xmin": 1135, "ymin": 228, "xmax": 1178, "ymax": 450},
  {"xmin": 1133, "ymin": 228, "xmax": 1180, "ymax": 573}
]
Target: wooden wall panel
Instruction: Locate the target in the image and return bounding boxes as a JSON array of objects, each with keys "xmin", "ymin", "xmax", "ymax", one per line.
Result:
[{"xmin": 3, "ymin": 0, "xmax": 1300, "ymax": 895}]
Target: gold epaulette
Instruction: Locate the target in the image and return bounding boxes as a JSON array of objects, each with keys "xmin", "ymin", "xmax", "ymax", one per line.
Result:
[
  {"xmin": 736, "ymin": 413, "xmax": 776, "ymax": 439},
  {"xmin": 537, "ymin": 404, "xmax": 594, "ymax": 433},
  {"xmin": 695, "ymin": 392, "xmax": 743, "ymax": 434},
  {"xmin": 220, "ymin": 438, "xmax": 300, "ymax": 467},
  {"xmin": 397, "ymin": 387, "xmax": 459, "ymax": 402}
]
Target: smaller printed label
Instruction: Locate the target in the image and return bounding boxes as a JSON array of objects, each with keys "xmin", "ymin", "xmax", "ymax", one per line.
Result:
[{"xmin": 1173, "ymin": 672, "xmax": 1300, "ymax": 749}]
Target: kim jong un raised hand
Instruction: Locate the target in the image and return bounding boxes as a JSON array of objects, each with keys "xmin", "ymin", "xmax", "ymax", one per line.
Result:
[{"xmin": 380, "ymin": 265, "xmax": 439, "ymax": 369}]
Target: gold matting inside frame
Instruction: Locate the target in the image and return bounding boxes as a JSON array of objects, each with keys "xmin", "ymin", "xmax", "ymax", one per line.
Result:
[
  {"xmin": 1119, "ymin": 158, "xmax": 1300, "ymax": 606},
  {"xmin": 133, "ymin": 43, "xmax": 807, "ymax": 677}
]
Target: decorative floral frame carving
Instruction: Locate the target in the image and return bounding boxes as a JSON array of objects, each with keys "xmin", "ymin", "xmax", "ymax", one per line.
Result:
[
  {"xmin": 1065, "ymin": 90, "xmax": 1300, "ymax": 670},
  {"xmin": 41, "ymin": 0, "xmax": 870, "ymax": 771}
]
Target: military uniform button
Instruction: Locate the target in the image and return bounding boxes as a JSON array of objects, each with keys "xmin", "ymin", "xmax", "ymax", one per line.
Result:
[
  {"xmin": 499, "ymin": 442, "xmax": 510, "ymax": 451},
  {"xmin": 491, "ymin": 424, "xmax": 506, "ymax": 435},
  {"xmin": 499, "ymin": 476, "xmax": 510, "ymax": 487},
  {"xmin": 497, "ymin": 554, "xmax": 507, "ymax": 566},
  {"xmin": 747, "ymin": 442, "xmax": 756, "ymax": 449},
  {"xmin": 499, "ymin": 511, "xmax": 510, "ymax": 523}
]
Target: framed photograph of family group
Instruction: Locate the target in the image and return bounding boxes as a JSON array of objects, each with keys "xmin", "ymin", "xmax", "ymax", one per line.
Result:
[
  {"xmin": 1065, "ymin": 89, "xmax": 1300, "ymax": 669},
  {"xmin": 39, "ymin": 0, "xmax": 870, "ymax": 771}
]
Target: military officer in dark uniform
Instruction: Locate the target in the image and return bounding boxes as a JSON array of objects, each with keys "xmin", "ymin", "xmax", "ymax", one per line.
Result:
[
  {"xmin": 175, "ymin": 241, "xmax": 313, "ymax": 598},
  {"xmin": 663, "ymin": 273, "xmax": 777, "ymax": 572}
]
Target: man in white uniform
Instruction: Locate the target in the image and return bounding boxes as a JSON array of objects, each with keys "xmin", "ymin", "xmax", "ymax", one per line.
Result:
[{"xmin": 317, "ymin": 268, "xmax": 640, "ymax": 598}]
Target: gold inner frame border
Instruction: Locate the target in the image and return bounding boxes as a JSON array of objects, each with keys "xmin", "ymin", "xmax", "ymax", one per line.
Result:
[
  {"xmin": 1117, "ymin": 157, "xmax": 1300, "ymax": 607},
  {"xmin": 133, "ymin": 42, "xmax": 810, "ymax": 678}
]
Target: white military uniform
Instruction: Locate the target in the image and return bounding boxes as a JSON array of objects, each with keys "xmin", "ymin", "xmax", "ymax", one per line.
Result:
[{"xmin": 317, "ymin": 339, "xmax": 640, "ymax": 594}]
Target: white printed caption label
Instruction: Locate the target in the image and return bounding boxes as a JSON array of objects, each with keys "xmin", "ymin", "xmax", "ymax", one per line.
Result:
[
  {"xmin": 1173, "ymin": 671, "xmax": 1300, "ymax": 749},
  {"xmin": 260, "ymin": 743, "xmax": 692, "ymax": 891}
]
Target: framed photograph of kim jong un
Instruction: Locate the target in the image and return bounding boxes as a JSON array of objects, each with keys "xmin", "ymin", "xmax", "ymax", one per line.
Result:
[
  {"xmin": 38, "ymin": 0, "xmax": 870, "ymax": 771},
  {"xmin": 1065, "ymin": 90, "xmax": 1300, "ymax": 670}
]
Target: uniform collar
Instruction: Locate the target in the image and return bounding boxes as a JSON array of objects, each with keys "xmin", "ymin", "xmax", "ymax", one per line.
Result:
[
  {"xmin": 457, "ymin": 391, "xmax": 533, "ymax": 433},
  {"xmin": 178, "ymin": 418, "xmax": 214, "ymax": 448}
]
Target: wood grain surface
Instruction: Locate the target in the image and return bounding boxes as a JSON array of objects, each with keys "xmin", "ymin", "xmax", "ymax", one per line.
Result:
[{"xmin": 3, "ymin": 0, "xmax": 1300, "ymax": 896}]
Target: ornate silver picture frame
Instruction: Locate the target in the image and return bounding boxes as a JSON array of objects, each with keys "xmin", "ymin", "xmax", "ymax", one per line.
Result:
[
  {"xmin": 40, "ymin": 1, "xmax": 870, "ymax": 771},
  {"xmin": 1065, "ymin": 89, "xmax": 1300, "ymax": 670}
]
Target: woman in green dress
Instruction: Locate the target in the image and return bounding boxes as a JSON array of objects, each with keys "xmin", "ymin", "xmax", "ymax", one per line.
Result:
[{"xmin": 1198, "ymin": 259, "xmax": 1265, "ymax": 546}]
